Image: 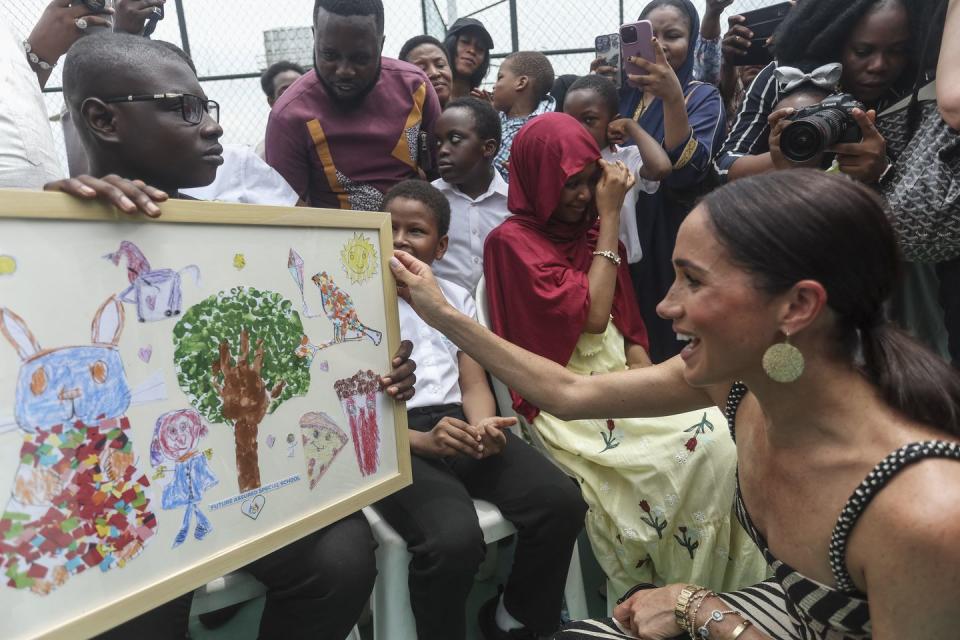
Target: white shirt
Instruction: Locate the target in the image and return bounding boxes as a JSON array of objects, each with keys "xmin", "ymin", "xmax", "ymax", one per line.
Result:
[
  {"xmin": 0, "ymin": 24, "xmax": 63, "ymax": 189},
  {"xmin": 183, "ymin": 144, "xmax": 298, "ymax": 205},
  {"xmin": 401, "ymin": 277, "xmax": 476, "ymax": 410},
  {"xmin": 601, "ymin": 145, "xmax": 659, "ymax": 264},
  {"xmin": 431, "ymin": 172, "xmax": 511, "ymax": 294}
]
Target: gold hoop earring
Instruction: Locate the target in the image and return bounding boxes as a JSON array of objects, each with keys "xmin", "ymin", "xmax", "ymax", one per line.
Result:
[{"xmin": 762, "ymin": 332, "xmax": 804, "ymax": 383}]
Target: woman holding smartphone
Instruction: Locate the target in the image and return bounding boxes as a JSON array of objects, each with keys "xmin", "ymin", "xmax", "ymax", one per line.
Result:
[{"xmin": 611, "ymin": 0, "xmax": 725, "ymax": 365}]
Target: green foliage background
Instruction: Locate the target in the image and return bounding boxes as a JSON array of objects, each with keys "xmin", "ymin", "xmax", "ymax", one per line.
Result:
[{"xmin": 172, "ymin": 287, "xmax": 310, "ymax": 424}]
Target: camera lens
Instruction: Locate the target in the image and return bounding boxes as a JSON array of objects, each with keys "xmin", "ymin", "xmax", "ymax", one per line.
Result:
[
  {"xmin": 781, "ymin": 108, "xmax": 850, "ymax": 163},
  {"xmin": 780, "ymin": 122, "xmax": 822, "ymax": 162},
  {"xmin": 621, "ymin": 26, "xmax": 638, "ymax": 43}
]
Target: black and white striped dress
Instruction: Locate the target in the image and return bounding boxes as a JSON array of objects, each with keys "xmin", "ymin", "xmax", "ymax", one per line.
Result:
[{"xmin": 555, "ymin": 383, "xmax": 960, "ymax": 639}]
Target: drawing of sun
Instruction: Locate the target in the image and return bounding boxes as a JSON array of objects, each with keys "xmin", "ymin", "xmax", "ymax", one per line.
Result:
[
  {"xmin": 0, "ymin": 255, "xmax": 16, "ymax": 276},
  {"xmin": 340, "ymin": 233, "xmax": 378, "ymax": 284}
]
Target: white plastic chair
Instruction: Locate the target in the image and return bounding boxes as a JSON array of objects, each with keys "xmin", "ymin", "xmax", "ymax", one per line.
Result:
[
  {"xmin": 363, "ymin": 499, "xmax": 587, "ymax": 640},
  {"xmin": 192, "ymin": 571, "xmax": 362, "ymax": 640}
]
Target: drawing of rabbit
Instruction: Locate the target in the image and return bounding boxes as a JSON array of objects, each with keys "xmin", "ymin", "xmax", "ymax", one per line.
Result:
[
  {"xmin": 150, "ymin": 409, "xmax": 217, "ymax": 548},
  {"xmin": 0, "ymin": 297, "xmax": 157, "ymax": 595}
]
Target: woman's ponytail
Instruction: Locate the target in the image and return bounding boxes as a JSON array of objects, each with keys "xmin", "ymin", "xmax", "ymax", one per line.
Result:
[{"xmin": 861, "ymin": 324, "xmax": 960, "ymax": 434}]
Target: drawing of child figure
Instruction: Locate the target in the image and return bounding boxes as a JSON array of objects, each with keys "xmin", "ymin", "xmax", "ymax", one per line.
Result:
[{"xmin": 150, "ymin": 409, "xmax": 218, "ymax": 548}]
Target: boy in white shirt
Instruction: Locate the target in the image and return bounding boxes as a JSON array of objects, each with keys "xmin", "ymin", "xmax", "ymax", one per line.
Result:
[
  {"xmin": 432, "ymin": 97, "xmax": 510, "ymax": 294},
  {"xmin": 376, "ymin": 180, "xmax": 586, "ymax": 640},
  {"xmin": 563, "ymin": 75, "xmax": 672, "ymax": 265}
]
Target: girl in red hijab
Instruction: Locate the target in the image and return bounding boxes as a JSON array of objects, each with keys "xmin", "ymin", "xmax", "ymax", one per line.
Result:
[
  {"xmin": 484, "ymin": 112, "xmax": 650, "ymax": 421},
  {"xmin": 482, "ymin": 112, "xmax": 765, "ymax": 601}
]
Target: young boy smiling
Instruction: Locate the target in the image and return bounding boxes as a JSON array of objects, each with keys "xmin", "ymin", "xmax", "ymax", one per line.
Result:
[
  {"xmin": 432, "ymin": 97, "xmax": 510, "ymax": 293},
  {"xmin": 379, "ymin": 180, "xmax": 586, "ymax": 640}
]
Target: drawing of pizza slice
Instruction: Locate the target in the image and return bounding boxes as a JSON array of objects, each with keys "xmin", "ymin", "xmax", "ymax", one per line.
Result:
[{"xmin": 299, "ymin": 412, "xmax": 349, "ymax": 490}]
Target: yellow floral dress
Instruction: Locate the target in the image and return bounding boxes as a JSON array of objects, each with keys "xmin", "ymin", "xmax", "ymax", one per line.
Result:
[{"xmin": 529, "ymin": 323, "xmax": 768, "ymax": 601}]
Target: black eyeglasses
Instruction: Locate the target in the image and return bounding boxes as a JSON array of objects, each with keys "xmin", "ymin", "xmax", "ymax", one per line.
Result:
[{"xmin": 102, "ymin": 93, "xmax": 220, "ymax": 125}]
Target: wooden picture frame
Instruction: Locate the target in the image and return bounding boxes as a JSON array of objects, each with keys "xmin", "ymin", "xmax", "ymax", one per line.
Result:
[{"xmin": 0, "ymin": 190, "xmax": 411, "ymax": 639}]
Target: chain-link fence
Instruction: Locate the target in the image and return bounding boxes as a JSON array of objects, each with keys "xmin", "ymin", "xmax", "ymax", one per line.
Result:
[{"xmin": 1, "ymin": 0, "xmax": 777, "ymax": 173}]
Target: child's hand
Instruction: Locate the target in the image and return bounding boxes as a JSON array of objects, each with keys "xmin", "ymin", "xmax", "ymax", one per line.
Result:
[
  {"xmin": 625, "ymin": 39, "xmax": 684, "ymax": 106},
  {"xmin": 607, "ymin": 118, "xmax": 636, "ymax": 147},
  {"xmin": 471, "ymin": 88, "xmax": 494, "ymax": 104},
  {"xmin": 415, "ymin": 416, "xmax": 484, "ymax": 459},
  {"xmin": 590, "ymin": 56, "xmax": 617, "ymax": 82},
  {"xmin": 594, "ymin": 159, "xmax": 635, "ymax": 217},
  {"xmin": 381, "ymin": 340, "xmax": 417, "ymax": 402},
  {"xmin": 476, "ymin": 417, "xmax": 516, "ymax": 458},
  {"xmin": 44, "ymin": 174, "xmax": 167, "ymax": 218}
]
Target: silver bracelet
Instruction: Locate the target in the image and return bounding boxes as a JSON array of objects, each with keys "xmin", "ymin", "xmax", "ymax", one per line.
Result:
[
  {"xmin": 696, "ymin": 609, "xmax": 741, "ymax": 639},
  {"xmin": 592, "ymin": 250, "xmax": 621, "ymax": 266},
  {"xmin": 23, "ymin": 41, "xmax": 55, "ymax": 71}
]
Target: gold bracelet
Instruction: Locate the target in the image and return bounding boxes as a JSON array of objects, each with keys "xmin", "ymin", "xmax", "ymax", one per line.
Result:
[
  {"xmin": 675, "ymin": 584, "xmax": 705, "ymax": 632},
  {"xmin": 592, "ymin": 250, "xmax": 621, "ymax": 266},
  {"xmin": 686, "ymin": 590, "xmax": 714, "ymax": 639},
  {"xmin": 730, "ymin": 619, "xmax": 753, "ymax": 639}
]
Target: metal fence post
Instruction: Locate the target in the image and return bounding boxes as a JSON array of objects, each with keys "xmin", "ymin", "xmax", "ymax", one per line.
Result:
[
  {"xmin": 508, "ymin": 0, "xmax": 519, "ymax": 52},
  {"xmin": 174, "ymin": 0, "xmax": 192, "ymax": 58}
]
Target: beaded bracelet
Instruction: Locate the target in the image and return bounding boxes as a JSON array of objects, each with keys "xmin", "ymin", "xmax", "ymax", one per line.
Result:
[
  {"xmin": 686, "ymin": 590, "xmax": 715, "ymax": 639},
  {"xmin": 592, "ymin": 250, "xmax": 621, "ymax": 266},
  {"xmin": 695, "ymin": 609, "xmax": 740, "ymax": 639},
  {"xmin": 23, "ymin": 41, "xmax": 55, "ymax": 71}
]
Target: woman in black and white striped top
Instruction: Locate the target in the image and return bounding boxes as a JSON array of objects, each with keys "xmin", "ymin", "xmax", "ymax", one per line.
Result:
[
  {"xmin": 389, "ymin": 169, "xmax": 960, "ymax": 640},
  {"xmin": 714, "ymin": 0, "xmax": 944, "ymax": 184}
]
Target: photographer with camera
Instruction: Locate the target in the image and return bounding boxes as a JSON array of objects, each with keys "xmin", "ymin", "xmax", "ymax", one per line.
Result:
[{"xmin": 714, "ymin": 0, "xmax": 935, "ymax": 184}]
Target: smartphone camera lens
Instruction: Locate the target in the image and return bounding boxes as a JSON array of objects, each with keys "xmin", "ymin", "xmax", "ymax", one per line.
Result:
[{"xmin": 621, "ymin": 26, "xmax": 638, "ymax": 43}]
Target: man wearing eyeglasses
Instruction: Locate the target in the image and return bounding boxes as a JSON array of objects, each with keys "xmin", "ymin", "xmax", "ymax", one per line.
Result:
[{"xmin": 264, "ymin": 0, "xmax": 441, "ymax": 211}]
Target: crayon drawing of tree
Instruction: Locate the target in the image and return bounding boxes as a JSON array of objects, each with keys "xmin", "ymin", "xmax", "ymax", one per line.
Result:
[{"xmin": 173, "ymin": 287, "xmax": 310, "ymax": 492}]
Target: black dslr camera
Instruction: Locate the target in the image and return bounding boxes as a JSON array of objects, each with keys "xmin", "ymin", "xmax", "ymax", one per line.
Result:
[{"xmin": 780, "ymin": 93, "xmax": 865, "ymax": 163}]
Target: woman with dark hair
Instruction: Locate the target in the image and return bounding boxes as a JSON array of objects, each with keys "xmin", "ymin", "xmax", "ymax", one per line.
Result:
[
  {"xmin": 715, "ymin": 0, "xmax": 944, "ymax": 183},
  {"xmin": 614, "ymin": 0, "xmax": 726, "ymax": 364},
  {"xmin": 390, "ymin": 169, "xmax": 960, "ymax": 639},
  {"xmin": 399, "ymin": 35, "xmax": 454, "ymax": 107},
  {"xmin": 444, "ymin": 17, "xmax": 493, "ymax": 99}
]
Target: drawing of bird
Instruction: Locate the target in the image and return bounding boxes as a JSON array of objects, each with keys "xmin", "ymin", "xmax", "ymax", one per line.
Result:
[{"xmin": 311, "ymin": 272, "xmax": 382, "ymax": 347}]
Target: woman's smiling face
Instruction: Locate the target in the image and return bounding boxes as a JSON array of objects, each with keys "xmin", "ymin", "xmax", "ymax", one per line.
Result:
[{"xmin": 657, "ymin": 205, "xmax": 783, "ymax": 387}]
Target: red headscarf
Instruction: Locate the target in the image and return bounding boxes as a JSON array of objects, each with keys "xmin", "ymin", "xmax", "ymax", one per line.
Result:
[{"xmin": 483, "ymin": 112, "xmax": 649, "ymax": 421}]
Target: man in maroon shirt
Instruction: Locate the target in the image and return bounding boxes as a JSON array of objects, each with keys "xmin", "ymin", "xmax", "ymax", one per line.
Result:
[{"xmin": 266, "ymin": 0, "xmax": 442, "ymax": 211}]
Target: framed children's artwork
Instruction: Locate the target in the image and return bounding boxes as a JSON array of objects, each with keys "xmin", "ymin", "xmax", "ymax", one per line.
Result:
[{"xmin": 0, "ymin": 190, "xmax": 411, "ymax": 639}]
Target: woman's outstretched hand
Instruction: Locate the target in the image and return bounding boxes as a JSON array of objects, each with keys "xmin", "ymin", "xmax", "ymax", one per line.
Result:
[{"xmin": 389, "ymin": 250, "xmax": 451, "ymax": 327}]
